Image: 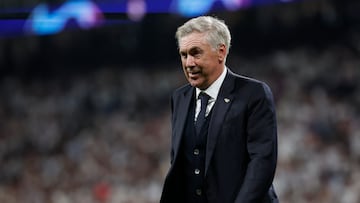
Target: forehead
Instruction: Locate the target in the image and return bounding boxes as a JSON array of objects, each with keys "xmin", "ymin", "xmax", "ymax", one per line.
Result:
[{"xmin": 178, "ymin": 32, "xmax": 209, "ymax": 51}]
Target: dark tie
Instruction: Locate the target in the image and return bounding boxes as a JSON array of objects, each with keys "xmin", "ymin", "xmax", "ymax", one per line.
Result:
[{"xmin": 195, "ymin": 92, "xmax": 210, "ymax": 135}]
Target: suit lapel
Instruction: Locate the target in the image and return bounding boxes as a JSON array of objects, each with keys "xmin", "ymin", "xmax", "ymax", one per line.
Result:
[
  {"xmin": 205, "ymin": 70, "xmax": 236, "ymax": 176},
  {"xmin": 172, "ymin": 87, "xmax": 194, "ymax": 161}
]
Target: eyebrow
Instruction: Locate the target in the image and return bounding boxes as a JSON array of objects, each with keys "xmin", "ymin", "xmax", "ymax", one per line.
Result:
[{"xmin": 179, "ymin": 46, "xmax": 202, "ymax": 55}]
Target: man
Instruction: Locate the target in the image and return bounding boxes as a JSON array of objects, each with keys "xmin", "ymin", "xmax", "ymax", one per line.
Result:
[{"xmin": 160, "ymin": 16, "xmax": 279, "ymax": 203}]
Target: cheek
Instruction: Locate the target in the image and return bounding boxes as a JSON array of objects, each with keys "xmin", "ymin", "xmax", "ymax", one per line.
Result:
[
  {"xmin": 182, "ymin": 66, "xmax": 189, "ymax": 78},
  {"xmin": 180, "ymin": 59, "xmax": 187, "ymax": 67},
  {"xmin": 181, "ymin": 62, "xmax": 187, "ymax": 71}
]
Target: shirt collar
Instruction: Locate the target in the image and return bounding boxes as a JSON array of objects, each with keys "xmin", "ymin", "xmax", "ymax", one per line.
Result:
[{"xmin": 196, "ymin": 67, "xmax": 227, "ymax": 100}]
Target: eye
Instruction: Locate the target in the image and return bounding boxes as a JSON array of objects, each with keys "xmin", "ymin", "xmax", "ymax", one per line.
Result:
[
  {"xmin": 180, "ymin": 52, "xmax": 187, "ymax": 59},
  {"xmin": 193, "ymin": 53, "xmax": 201, "ymax": 59},
  {"xmin": 189, "ymin": 48, "xmax": 203, "ymax": 58}
]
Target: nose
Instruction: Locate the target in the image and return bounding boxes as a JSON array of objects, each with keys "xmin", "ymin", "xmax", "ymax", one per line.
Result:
[{"xmin": 185, "ymin": 55, "xmax": 195, "ymax": 67}]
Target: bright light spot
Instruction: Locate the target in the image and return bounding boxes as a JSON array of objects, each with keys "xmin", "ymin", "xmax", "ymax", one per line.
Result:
[
  {"xmin": 177, "ymin": 0, "xmax": 215, "ymax": 17},
  {"xmin": 127, "ymin": 0, "xmax": 146, "ymax": 21},
  {"xmin": 222, "ymin": 0, "xmax": 251, "ymax": 10}
]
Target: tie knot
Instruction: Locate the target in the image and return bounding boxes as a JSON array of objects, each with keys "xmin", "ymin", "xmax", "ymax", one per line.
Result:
[
  {"xmin": 198, "ymin": 92, "xmax": 210, "ymax": 103},
  {"xmin": 198, "ymin": 92, "xmax": 211, "ymax": 112},
  {"xmin": 195, "ymin": 92, "xmax": 211, "ymax": 134}
]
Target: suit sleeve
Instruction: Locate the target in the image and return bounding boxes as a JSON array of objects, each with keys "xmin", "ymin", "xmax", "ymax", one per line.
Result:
[{"xmin": 235, "ymin": 82, "xmax": 278, "ymax": 203}]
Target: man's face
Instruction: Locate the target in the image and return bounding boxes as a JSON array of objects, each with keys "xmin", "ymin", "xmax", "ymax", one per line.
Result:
[{"xmin": 178, "ymin": 32, "xmax": 226, "ymax": 90}]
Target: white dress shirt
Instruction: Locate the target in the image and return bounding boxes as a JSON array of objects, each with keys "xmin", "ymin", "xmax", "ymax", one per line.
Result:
[{"xmin": 195, "ymin": 67, "xmax": 227, "ymax": 121}]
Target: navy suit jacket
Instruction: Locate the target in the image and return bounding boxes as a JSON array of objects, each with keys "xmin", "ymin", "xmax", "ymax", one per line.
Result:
[{"xmin": 160, "ymin": 69, "xmax": 279, "ymax": 203}]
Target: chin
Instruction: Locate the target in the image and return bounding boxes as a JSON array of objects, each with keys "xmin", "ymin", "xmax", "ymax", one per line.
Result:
[
  {"xmin": 189, "ymin": 79, "xmax": 206, "ymax": 89},
  {"xmin": 189, "ymin": 80, "xmax": 199, "ymax": 86},
  {"xmin": 194, "ymin": 84, "xmax": 207, "ymax": 90}
]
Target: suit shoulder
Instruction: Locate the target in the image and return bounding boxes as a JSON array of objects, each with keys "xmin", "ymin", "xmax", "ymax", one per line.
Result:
[
  {"xmin": 232, "ymin": 73, "xmax": 271, "ymax": 91},
  {"xmin": 230, "ymin": 72, "xmax": 274, "ymax": 100},
  {"xmin": 172, "ymin": 83, "xmax": 192, "ymax": 97}
]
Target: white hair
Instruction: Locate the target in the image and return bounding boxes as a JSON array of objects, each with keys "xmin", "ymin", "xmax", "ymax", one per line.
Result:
[{"xmin": 175, "ymin": 16, "xmax": 231, "ymax": 54}]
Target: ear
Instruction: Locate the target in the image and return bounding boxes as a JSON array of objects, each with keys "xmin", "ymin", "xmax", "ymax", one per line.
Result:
[{"xmin": 217, "ymin": 44, "xmax": 227, "ymax": 63}]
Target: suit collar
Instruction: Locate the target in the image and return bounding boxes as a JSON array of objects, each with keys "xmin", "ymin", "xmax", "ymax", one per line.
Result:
[
  {"xmin": 172, "ymin": 86, "xmax": 194, "ymax": 162},
  {"xmin": 205, "ymin": 69, "xmax": 236, "ymax": 176}
]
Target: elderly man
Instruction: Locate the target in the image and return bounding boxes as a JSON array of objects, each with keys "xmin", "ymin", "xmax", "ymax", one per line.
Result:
[{"xmin": 160, "ymin": 16, "xmax": 279, "ymax": 203}]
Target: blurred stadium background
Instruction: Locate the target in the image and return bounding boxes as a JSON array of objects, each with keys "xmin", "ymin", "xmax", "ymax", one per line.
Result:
[{"xmin": 0, "ymin": 0, "xmax": 360, "ymax": 202}]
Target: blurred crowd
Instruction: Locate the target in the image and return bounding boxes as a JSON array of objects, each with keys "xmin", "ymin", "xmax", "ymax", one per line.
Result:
[
  {"xmin": 0, "ymin": 66, "xmax": 182, "ymax": 203},
  {"xmin": 0, "ymin": 41, "xmax": 359, "ymax": 203}
]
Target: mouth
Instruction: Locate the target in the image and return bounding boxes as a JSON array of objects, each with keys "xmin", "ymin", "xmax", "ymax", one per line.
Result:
[
  {"xmin": 187, "ymin": 68, "xmax": 201, "ymax": 78},
  {"xmin": 188, "ymin": 71, "xmax": 200, "ymax": 77}
]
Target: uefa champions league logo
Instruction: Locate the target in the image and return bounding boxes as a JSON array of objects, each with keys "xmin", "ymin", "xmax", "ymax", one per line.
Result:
[{"xmin": 24, "ymin": 0, "xmax": 104, "ymax": 35}]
